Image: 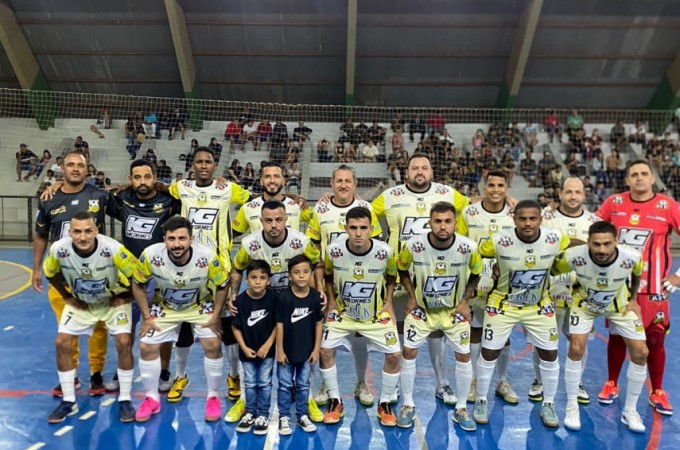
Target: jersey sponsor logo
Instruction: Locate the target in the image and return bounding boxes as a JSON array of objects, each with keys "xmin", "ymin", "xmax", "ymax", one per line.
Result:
[
  {"xmin": 100, "ymin": 248, "xmax": 112, "ymax": 258},
  {"xmin": 498, "ymin": 236, "xmax": 513, "ymax": 247},
  {"xmin": 389, "ymin": 187, "xmax": 405, "ymax": 197},
  {"xmin": 653, "ymin": 311, "xmax": 665, "ymax": 324},
  {"xmin": 57, "ymin": 248, "xmax": 70, "ymax": 258},
  {"xmin": 87, "ymin": 199, "xmax": 100, "ymax": 213},
  {"xmin": 648, "ymin": 293, "xmax": 667, "ymax": 302},
  {"xmin": 125, "ymin": 216, "xmax": 159, "ymax": 240},
  {"xmin": 289, "ymin": 238, "xmax": 303, "ymax": 250},
  {"xmin": 196, "ymin": 257, "xmax": 208, "ymax": 268},
  {"xmin": 352, "ymin": 266, "xmax": 365, "ymax": 280},
  {"xmin": 457, "ymin": 243, "xmax": 471, "ymax": 255},
  {"xmin": 466, "ymin": 206, "xmax": 479, "ymax": 217},
  {"xmin": 291, "ymin": 307, "xmax": 313, "ymax": 323},
  {"xmin": 656, "ymin": 200, "xmax": 668, "ymax": 210},
  {"xmin": 249, "ymin": 240, "xmax": 261, "ymax": 252},
  {"xmin": 316, "ymin": 203, "xmax": 329, "ymax": 214},
  {"xmin": 410, "ymin": 307, "xmax": 427, "ymax": 321},
  {"xmin": 401, "ymin": 217, "xmax": 430, "ymax": 238},
  {"xmin": 181, "ymin": 180, "xmax": 192, "ymax": 187},
  {"xmin": 423, "ymin": 276, "xmax": 458, "ymax": 304},
  {"xmin": 73, "ymin": 278, "xmax": 107, "ymax": 297},
  {"xmin": 524, "ymin": 255, "xmax": 536, "ymax": 267},
  {"xmin": 151, "ymin": 256, "xmax": 164, "ymax": 267},
  {"xmin": 162, "ymin": 288, "xmax": 199, "ymax": 308},
  {"xmin": 374, "ymin": 249, "xmax": 388, "ymax": 261},
  {"xmin": 510, "ymin": 269, "xmax": 547, "ymax": 288},
  {"xmin": 153, "ymin": 203, "xmax": 164, "ymax": 214},
  {"xmin": 586, "ymin": 289, "xmax": 617, "ymax": 306},
  {"xmin": 630, "ymin": 214, "xmax": 640, "ymax": 226},
  {"xmin": 341, "ymin": 282, "xmax": 376, "ymax": 300},
  {"xmin": 247, "ymin": 309, "xmax": 269, "ymax": 327},
  {"xmin": 329, "ymin": 246, "xmax": 344, "ymax": 258},
  {"xmin": 434, "ymin": 185, "xmax": 448, "ymax": 195},
  {"xmin": 411, "ymin": 241, "xmax": 425, "ymax": 253},
  {"xmin": 51, "ymin": 205, "xmax": 67, "ymax": 216},
  {"xmin": 434, "ymin": 261, "xmax": 447, "ymax": 274},
  {"xmin": 271, "ymin": 257, "xmax": 283, "ymax": 271},
  {"xmin": 188, "ymin": 208, "xmax": 218, "ymax": 230},
  {"xmin": 571, "ymin": 256, "xmax": 587, "ymax": 267},
  {"xmin": 617, "ymin": 228, "xmax": 651, "ymax": 251},
  {"xmin": 613, "ymin": 195, "xmax": 623, "ymax": 204},
  {"xmin": 269, "ymin": 272, "xmax": 289, "ymax": 290},
  {"xmin": 384, "ymin": 331, "xmax": 398, "ymax": 346},
  {"xmin": 544, "ymin": 232, "xmax": 559, "ymax": 244}
]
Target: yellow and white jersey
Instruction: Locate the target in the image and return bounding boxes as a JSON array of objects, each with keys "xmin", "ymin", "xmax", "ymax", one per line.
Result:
[
  {"xmin": 169, "ymin": 180, "xmax": 249, "ymax": 268},
  {"xmin": 397, "ymin": 233, "xmax": 482, "ymax": 309},
  {"xmin": 233, "ymin": 228, "xmax": 320, "ymax": 290},
  {"xmin": 324, "ymin": 237, "xmax": 397, "ymax": 321},
  {"xmin": 306, "ymin": 198, "xmax": 382, "ymax": 255},
  {"xmin": 479, "ymin": 227, "xmax": 570, "ymax": 309},
  {"xmin": 542, "ymin": 208, "xmax": 599, "ymax": 307},
  {"xmin": 232, "ymin": 196, "xmax": 313, "ymax": 234},
  {"xmin": 43, "ymin": 235, "xmax": 136, "ymax": 304},
  {"xmin": 553, "ymin": 244, "xmax": 643, "ymax": 315},
  {"xmin": 371, "ymin": 183, "xmax": 469, "ymax": 253},
  {"xmin": 133, "ymin": 242, "xmax": 229, "ymax": 312}
]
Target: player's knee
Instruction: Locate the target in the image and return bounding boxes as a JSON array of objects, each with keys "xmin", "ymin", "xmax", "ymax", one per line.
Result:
[
  {"xmin": 115, "ymin": 333, "xmax": 132, "ymax": 351},
  {"xmin": 319, "ymin": 348, "xmax": 334, "ymax": 368},
  {"xmin": 203, "ymin": 343, "xmax": 222, "ymax": 359},
  {"xmin": 536, "ymin": 348, "xmax": 557, "ymax": 362},
  {"xmin": 480, "ymin": 347, "xmax": 501, "ymax": 362},
  {"xmin": 54, "ymin": 333, "xmax": 73, "ymax": 351},
  {"xmin": 630, "ymin": 344, "xmax": 649, "ymax": 365},
  {"xmin": 568, "ymin": 341, "xmax": 586, "ymax": 360},
  {"xmin": 455, "ymin": 352, "xmax": 471, "ymax": 363},
  {"xmin": 139, "ymin": 343, "xmax": 158, "ymax": 361},
  {"xmin": 402, "ymin": 347, "xmax": 417, "ymax": 360},
  {"xmin": 384, "ymin": 352, "xmax": 401, "ymax": 370}
]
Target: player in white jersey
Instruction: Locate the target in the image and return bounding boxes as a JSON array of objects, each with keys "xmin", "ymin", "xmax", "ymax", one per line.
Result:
[
  {"xmin": 306, "ymin": 164, "xmax": 382, "ymax": 408},
  {"xmin": 132, "ymin": 216, "xmax": 230, "ymax": 423},
  {"xmin": 397, "ymin": 202, "xmax": 482, "ymax": 432},
  {"xmin": 315, "ymin": 206, "xmax": 401, "ymax": 427},
  {"xmin": 232, "ymin": 162, "xmax": 313, "ymax": 236},
  {"xmin": 532, "ymin": 176, "xmax": 599, "ymax": 404},
  {"xmin": 457, "ymin": 170, "xmax": 517, "ymax": 405},
  {"xmin": 372, "ymin": 153, "xmax": 470, "ymax": 404},
  {"xmin": 552, "ymin": 221, "xmax": 648, "ymax": 433},
  {"xmin": 43, "ymin": 211, "xmax": 137, "ymax": 424},
  {"xmin": 472, "ymin": 200, "xmax": 570, "ymax": 429}
]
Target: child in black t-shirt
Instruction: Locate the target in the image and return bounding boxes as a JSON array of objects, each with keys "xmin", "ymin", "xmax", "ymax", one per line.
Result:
[
  {"xmin": 275, "ymin": 255, "xmax": 324, "ymax": 435},
  {"xmin": 232, "ymin": 260, "xmax": 277, "ymax": 435}
]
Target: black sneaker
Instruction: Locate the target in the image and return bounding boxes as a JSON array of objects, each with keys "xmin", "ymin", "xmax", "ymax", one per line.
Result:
[
  {"xmin": 48, "ymin": 401, "xmax": 79, "ymax": 424},
  {"xmin": 118, "ymin": 400, "xmax": 136, "ymax": 423},
  {"xmin": 253, "ymin": 415, "xmax": 269, "ymax": 435},
  {"xmin": 159, "ymin": 369, "xmax": 172, "ymax": 392},
  {"xmin": 89, "ymin": 372, "xmax": 106, "ymax": 396},
  {"xmin": 52, "ymin": 378, "xmax": 81, "ymax": 397},
  {"xmin": 236, "ymin": 413, "xmax": 255, "ymax": 433}
]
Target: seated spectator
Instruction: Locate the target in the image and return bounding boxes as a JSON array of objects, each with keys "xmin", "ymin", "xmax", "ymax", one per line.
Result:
[
  {"xmin": 610, "ymin": 119, "xmax": 626, "ymax": 144},
  {"xmin": 537, "ymin": 193, "xmax": 549, "ymax": 208},
  {"xmin": 544, "ymin": 110, "xmax": 561, "ymax": 143},
  {"xmin": 335, "ymin": 141, "xmax": 347, "ymax": 162},
  {"xmin": 590, "ymin": 128, "xmax": 603, "ymax": 149},
  {"xmin": 590, "ymin": 150, "xmax": 606, "ymax": 183},
  {"xmin": 666, "ymin": 165, "xmax": 680, "ymax": 199},
  {"xmin": 242, "ymin": 162, "xmax": 256, "ymax": 190},
  {"xmin": 272, "ymin": 119, "xmax": 289, "ymax": 149},
  {"xmin": 520, "ymin": 150, "xmax": 538, "ymax": 187},
  {"xmin": 439, "ymin": 129, "xmax": 454, "ymax": 145},
  {"xmin": 124, "ymin": 117, "xmax": 136, "ymax": 145},
  {"xmin": 293, "ymin": 121, "xmax": 313, "ymax": 144},
  {"xmin": 227, "ymin": 159, "xmax": 243, "ymax": 183},
  {"xmin": 369, "ymin": 120, "xmax": 386, "ymax": 145},
  {"xmin": 94, "ymin": 171, "xmax": 111, "ymax": 190},
  {"xmin": 175, "ymin": 172, "xmax": 183, "ymax": 182},
  {"xmin": 362, "ymin": 139, "xmax": 379, "ymax": 163},
  {"xmin": 522, "ymin": 118, "xmax": 538, "ymax": 149},
  {"xmin": 285, "ymin": 162, "xmax": 301, "ymax": 194},
  {"xmin": 37, "ymin": 169, "xmax": 57, "ymax": 196},
  {"xmin": 50, "ymin": 156, "xmax": 64, "ymax": 180},
  {"xmin": 549, "ymin": 165, "xmax": 564, "ymax": 187},
  {"xmin": 224, "ymin": 119, "xmax": 242, "ymax": 153},
  {"xmin": 157, "ymin": 159, "xmax": 173, "ymax": 184},
  {"xmin": 391, "ymin": 128, "xmax": 404, "ymax": 151},
  {"xmin": 143, "ymin": 111, "xmax": 158, "ymax": 138},
  {"xmin": 564, "ymin": 150, "xmax": 580, "ymax": 176},
  {"xmin": 209, "ymin": 137, "xmax": 223, "ymax": 164},
  {"xmin": 285, "ymin": 141, "xmax": 302, "ymax": 166},
  {"xmin": 566, "ymin": 109, "xmax": 584, "ymax": 138},
  {"xmin": 391, "ymin": 113, "xmax": 405, "ymax": 132},
  {"xmin": 16, "ymin": 143, "xmax": 37, "ymax": 182},
  {"xmin": 339, "ymin": 118, "xmax": 355, "ymax": 145},
  {"xmin": 242, "ymin": 119, "xmax": 257, "ymax": 150},
  {"xmin": 629, "ymin": 120, "xmax": 647, "ymax": 145},
  {"xmin": 168, "ymin": 108, "xmax": 187, "ymax": 140},
  {"xmin": 88, "ymin": 106, "xmax": 110, "ymax": 139},
  {"xmin": 316, "ymin": 138, "xmax": 332, "ymax": 162},
  {"xmin": 239, "ymin": 107, "xmax": 252, "ymax": 125},
  {"xmin": 538, "ymin": 151, "xmax": 557, "ymax": 187},
  {"xmin": 184, "ymin": 138, "xmax": 200, "ymax": 172},
  {"xmin": 409, "ymin": 114, "xmax": 426, "ymax": 143},
  {"xmin": 472, "ymin": 129, "xmax": 485, "ymax": 149},
  {"xmin": 347, "ymin": 143, "xmax": 358, "ymax": 163},
  {"xmin": 594, "ymin": 181, "xmax": 608, "ymax": 206},
  {"xmin": 156, "ymin": 110, "xmax": 170, "ymax": 139},
  {"xmin": 78, "ymin": 141, "xmax": 91, "ymax": 164},
  {"xmin": 87, "ymin": 164, "xmax": 98, "ymax": 178},
  {"xmin": 396, "ymin": 149, "xmax": 409, "ymax": 182},
  {"xmin": 500, "ymin": 151, "xmax": 516, "ymax": 187},
  {"xmin": 256, "ymin": 119, "xmax": 272, "ymax": 151},
  {"xmin": 33, "ymin": 149, "xmax": 52, "ymax": 179},
  {"xmin": 143, "ymin": 149, "xmax": 158, "ymax": 165},
  {"xmin": 354, "ymin": 121, "xmax": 369, "ymax": 144},
  {"xmin": 605, "ymin": 148, "xmax": 623, "ymax": 189},
  {"xmin": 188, "ymin": 171, "xmax": 195, "ymax": 181},
  {"xmin": 74, "ymin": 136, "xmax": 86, "ymax": 150}
]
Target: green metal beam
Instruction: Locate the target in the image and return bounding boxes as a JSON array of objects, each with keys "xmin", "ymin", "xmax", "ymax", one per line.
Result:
[
  {"xmin": 496, "ymin": 0, "xmax": 543, "ymax": 109},
  {"xmin": 164, "ymin": 0, "xmax": 203, "ymax": 131},
  {"xmin": 345, "ymin": 0, "xmax": 357, "ymax": 106}
]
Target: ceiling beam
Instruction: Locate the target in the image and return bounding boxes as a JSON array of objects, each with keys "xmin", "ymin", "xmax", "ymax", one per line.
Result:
[{"xmin": 345, "ymin": 0, "xmax": 357, "ymax": 106}]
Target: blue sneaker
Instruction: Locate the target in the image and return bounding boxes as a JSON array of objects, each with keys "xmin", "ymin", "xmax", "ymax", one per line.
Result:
[
  {"xmin": 48, "ymin": 401, "xmax": 78, "ymax": 424},
  {"xmin": 396, "ymin": 405, "xmax": 416, "ymax": 428},
  {"xmin": 472, "ymin": 399, "xmax": 489, "ymax": 424},
  {"xmin": 452, "ymin": 408, "xmax": 477, "ymax": 432}
]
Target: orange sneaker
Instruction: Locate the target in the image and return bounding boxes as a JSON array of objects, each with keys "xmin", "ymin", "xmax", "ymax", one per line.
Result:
[
  {"xmin": 597, "ymin": 381, "xmax": 619, "ymax": 405},
  {"xmin": 323, "ymin": 398, "xmax": 344, "ymax": 425},
  {"xmin": 377, "ymin": 402, "xmax": 397, "ymax": 427},
  {"xmin": 649, "ymin": 389, "xmax": 673, "ymax": 416}
]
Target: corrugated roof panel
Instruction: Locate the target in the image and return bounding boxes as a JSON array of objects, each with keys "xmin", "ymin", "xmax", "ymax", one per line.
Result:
[
  {"xmin": 200, "ymin": 84, "xmax": 344, "ymax": 105},
  {"xmin": 355, "ymin": 86, "xmax": 499, "ymax": 107},
  {"xmin": 35, "ymin": 55, "xmax": 181, "ymax": 81},
  {"xmin": 358, "ymin": 0, "xmax": 528, "ymax": 15},
  {"xmin": 49, "ymin": 82, "xmax": 184, "ymax": 98},
  {"xmin": 180, "ymin": 0, "xmax": 346, "ymax": 15},
  {"xmin": 524, "ymin": 59, "xmax": 669, "ymax": 83},
  {"xmin": 516, "ymin": 86, "xmax": 656, "ymax": 109},
  {"xmin": 542, "ymin": 0, "xmax": 680, "ymax": 17},
  {"xmin": 9, "ymin": 0, "xmax": 167, "ymax": 15},
  {"xmin": 356, "ymin": 58, "xmax": 506, "ymax": 83}
]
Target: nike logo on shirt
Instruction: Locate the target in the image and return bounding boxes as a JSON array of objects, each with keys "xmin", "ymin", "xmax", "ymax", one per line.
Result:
[
  {"xmin": 291, "ymin": 307, "xmax": 312, "ymax": 323},
  {"xmin": 247, "ymin": 310, "xmax": 269, "ymax": 327}
]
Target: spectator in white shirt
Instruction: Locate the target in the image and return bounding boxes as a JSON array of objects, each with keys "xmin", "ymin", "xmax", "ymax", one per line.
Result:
[
  {"xmin": 50, "ymin": 156, "xmax": 64, "ymax": 180},
  {"xmin": 362, "ymin": 139, "xmax": 379, "ymax": 162}
]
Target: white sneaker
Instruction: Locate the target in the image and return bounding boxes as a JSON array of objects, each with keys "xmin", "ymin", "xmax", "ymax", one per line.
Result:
[
  {"xmin": 564, "ymin": 406, "xmax": 581, "ymax": 431},
  {"xmin": 279, "ymin": 416, "xmax": 292, "ymax": 436},
  {"xmin": 435, "ymin": 384, "xmax": 458, "ymax": 406},
  {"xmin": 621, "ymin": 409, "xmax": 646, "ymax": 433},
  {"xmin": 296, "ymin": 414, "xmax": 317, "ymax": 433},
  {"xmin": 313, "ymin": 384, "xmax": 328, "ymax": 406},
  {"xmin": 354, "ymin": 381, "xmax": 374, "ymax": 406}
]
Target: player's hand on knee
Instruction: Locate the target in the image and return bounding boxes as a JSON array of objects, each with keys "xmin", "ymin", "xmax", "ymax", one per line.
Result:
[
  {"xmin": 139, "ymin": 317, "xmax": 161, "ymax": 337},
  {"xmin": 624, "ymin": 300, "xmax": 643, "ymax": 320},
  {"xmin": 662, "ymin": 274, "xmax": 680, "ymax": 293}
]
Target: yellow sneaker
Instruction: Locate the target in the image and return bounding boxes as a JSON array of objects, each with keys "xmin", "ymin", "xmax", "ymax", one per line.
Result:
[
  {"xmin": 227, "ymin": 375, "xmax": 241, "ymax": 401},
  {"xmin": 224, "ymin": 397, "xmax": 245, "ymax": 423},
  {"xmin": 167, "ymin": 376, "xmax": 189, "ymax": 403},
  {"xmin": 308, "ymin": 396, "xmax": 324, "ymax": 423}
]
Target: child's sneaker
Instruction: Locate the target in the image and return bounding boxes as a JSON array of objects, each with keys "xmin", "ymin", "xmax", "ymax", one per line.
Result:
[
  {"xmin": 236, "ymin": 413, "xmax": 254, "ymax": 433},
  {"xmin": 296, "ymin": 414, "xmax": 317, "ymax": 433},
  {"xmin": 279, "ymin": 416, "xmax": 292, "ymax": 436},
  {"xmin": 253, "ymin": 415, "xmax": 269, "ymax": 435}
]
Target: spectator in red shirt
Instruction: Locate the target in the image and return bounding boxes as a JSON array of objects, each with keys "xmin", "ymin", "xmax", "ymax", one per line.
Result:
[
  {"xmin": 224, "ymin": 119, "xmax": 242, "ymax": 154},
  {"xmin": 256, "ymin": 119, "xmax": 272, "ymax": 151},
  {"xmin": 544, "ymin": 110, "xmax": 561, "ymax": 143},
  {"xmin": 427, "ymin": 111, "xmax": 446, "ymax": 137}
]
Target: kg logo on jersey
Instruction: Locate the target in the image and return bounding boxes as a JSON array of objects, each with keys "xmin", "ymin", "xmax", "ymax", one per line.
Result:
[
  {"xmin": 289, "ymin": 238, "xmax": 303, "ymax": 250},
  {"xmin": 87, "ymin": 199, "xmax": 100, "ymax": 213}
]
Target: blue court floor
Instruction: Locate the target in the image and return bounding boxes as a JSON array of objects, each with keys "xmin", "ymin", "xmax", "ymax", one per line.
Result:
[{"xmin": 1, "ymin": 247, "xmax": 679, "ymax": 450}]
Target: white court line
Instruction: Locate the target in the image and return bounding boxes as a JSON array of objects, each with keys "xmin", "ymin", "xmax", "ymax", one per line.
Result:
[
  {"xmin": 101, "ymin": 398, "xmax": 116, "ymax": 407},
  {"xmin": 263, "ymin": 405, "xmax": 280, "ymax": 450},
  {"xmin": 53, "ymin": 425, "xmax": 73, "ymax": 437},
  {"xmin": 25, "ymin": 443, "xmax": 45, "ymax": 450},
  {"xmin": 412, "ymin": 415, "xmax": 428, "ymax": 450},
  {"xmin": 79, "ymin": 411, "xmax": 96, "ymax": 421},
  {"xmin": 3, "ymin": 326, "xmax": 14, "ymax": 331}
]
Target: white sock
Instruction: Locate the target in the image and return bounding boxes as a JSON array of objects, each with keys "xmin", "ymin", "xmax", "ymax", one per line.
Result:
[
  {"xmin": 475, "ymin": 355, "xmax": 497, "ymax": 401},
  {"xmin": 380, "ymin": 371, "xmax": 400, "ymax": 404},
  {"xmin": 227, "ymin": 344, "xmax": 240, "ymax": 378},
  {"xmin": 320, "ymin": 365, "xmax": 339, "ymax": 399},
  {"xmin": 539, "ymin": 358, "xmax": 559, "ymax": 404},
  {"xmin": 174, "ymin": 346, "xmax": 191, "ymax": 378},
  {"xmin": 565, "ymin": 357, "xmax": 581, "ymax": 408},
  {"xmin": 117, "ymin": 368, "xmax": 134, "ymax": 402},
  {"xmin": 532, "ymin": 347, "xmax": 541, "ymax": 381},
  {"xmin": 204, "ymin": 356, "xmax": 224, "ymax": 398},
  {"xmin": 625, "ymin": 362, "xmax": 647, "ymax": 411},
  {"xmin": 58, "ymin": 369, "xmax": 76, "ymax": 403},
  {"xmin": 400, "ymin": 357, "xmax": 417, "ymax": 407},
  {"xmin": 139, "ymin": 357, "xmax": 161, "ymax": 401},
  {"xmin": 497, "ymin": 344, "xmax": 511, "ymax": 382},
  {"xmin": 352, "ymin": 338, "xmax": 369, "ymax": 383},
  {"xmin": 428, "ymin": 337, "xmax": 447, "ymax": 386},
  {"xmin": 455, "ymin": 360, "xmax": 473, "ymax": 411},
  {"xmin": 470, "ymin": 341, "xmax": 481, "ymax": 378},
  {"xmin": 581, "ymin": 346, "xmax": 588, "ymax": 377}
]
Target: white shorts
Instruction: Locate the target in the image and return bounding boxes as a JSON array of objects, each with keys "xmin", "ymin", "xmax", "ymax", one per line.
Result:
[
  {"xmin": 140, "ymin": 301, "xmax": 219, "ymax": 345},
  {"xmin": 321, "ymin": 313, "xmax": 401, "ymax": 354},
  {"xmin": 470, "ymin": 297, "xmax": 486, "ymax": 328},
  {"xmin": 482, "ymin": 305, "xmax": 559, "ymax": 351},
  {"xmin": 58, "ymin": 302, "xmax": 132, "ymax": 336},
  {"xmin": 555, "ymin": 305, "xmax": 570, "ymax": 337},
  {"xmin": 570, "ymin": 307, "xmax": 645, "ymax": 341},
  {"xmin": 402, "ymin": 308, "xmax": 470, "ymax": 354}
]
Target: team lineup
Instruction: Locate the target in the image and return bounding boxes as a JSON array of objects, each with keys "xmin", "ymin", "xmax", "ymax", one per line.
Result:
[{"xmin": 32, "ymin": 146, "xmax": 680, "ymax": 436}]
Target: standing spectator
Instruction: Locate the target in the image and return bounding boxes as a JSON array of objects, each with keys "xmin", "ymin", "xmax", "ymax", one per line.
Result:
[
  {"xmin": 209, "ymin": 137, "xmax": 223, "ymax": 165},
  {"xmin": 156, "ymin": 110, "xmax": 170, "ymax": 139},
  {"xmin": 87, "ymin": 164, "xmax": 97, "ymax": 178},
  {"xmin": 369, "ymin": 120, "xmax": 386, "ymax": 146},
  {"xmin": 227, "ymin": 159, "xmax": 243, "ymax": 183},
  {"xmin": 33, "ymin": 149, "xmax": 52, "ymax": 180},
  {"xmin": 605, "ymin": 149, "xmax": 622, "ymax": 189},
  {"xmin": 629, "ymin": 120, "xmax": 647, "ymax": 145},
  {"xmin": 610, "ymin": 119, "xmax": 626, "ymax": 145},
  {"xmin": 409, "ymin": 114, "xmax": 426, "ymax": 143},
  {"xmin": 387, "ymin": 148, "xmax": 402, "ymax": 183},
  {"xmin": 590, "ymin": 150, "xmax": 606, "ymax": 183},
  {"xmin": 538, "ymin": 151, "xmax": 556, "ymax": 187},
  {"xmin": 143, "ymin": 111, "xmax": 158, "ymax": 138},
  {"xmin": 242, "ymin": 120, "xmax": 257, "ymax": 151},
  {"xmin": 391, "ymin": 113, "xmax": 405, "ymax": 132},
  {"xmin": 184, "ymin": 139, "xmax": 200, "ymax": 173},
  {"xmin": 78, "ymin": 142, "xmax": 91, "ymax": 164},
  {"xmin": 522, "ymin": 118, "xmax": 538, "ymax": 150},
  {"xmin": 566, "ymin": 109, "xmax": 584, "ymax": 138},
  {"xmin": 37, "ymin": 169, "xmax": 57, "ymax": 196},
  {"xmin": 339, "ymin": 119, "xmax": 355, "ymax": 145},
  {"xmin": 272, "ymin": 119, "xmax": 289, "ymax": 148},
  {"xmin": 242, "ymin": 162, "xmax": 256, "ymax": 190},
  {"xmin": 544, "ymin": 110, "xmax": 561, "ymax": 143},
  {"xmin": 363, "ymin": 139, "xmax": 379, "ymax": 163},
  {"xmin": 125, "ymin": 117, "xmax": 136, "ymax": 146},
  {"xmin": 354, "ymin": 121, "xmax": 369, "ymax": 144},
  {"xmin": 472, "ymin": 130, "xmax": 485, "ymax": 150},
  {"xmin": 94, "ymin": 171, "xmax": 111, "ymax": 190},
  {"xmin": 427, "ymin": 111, "xmax": 446, "ymax": 136},
  {"xmin": 391, "ymin": 128, "xmax": 404, "ymax": 151},
  {"xmin": 285, "ymin": 162, "xmax": 302, "ymax": 195},
  {"xmin": 564, "ymin": 151, "xmax": 580, "ymax": 176},
  {"xmin": 142, "ymin": 149, "xmax": 157, "ymax": 166},
  {"xmin": 293, "ymin": 121, "xmax": 313, "ymax": 145},
  {"xmin": 256, "ymin": 119, "xmax": 272, "ymax": 151},
  {"xmin": 168, "ymin": 108, "xmax": 186, "ymax": 140},
  {"xmin": 225, "ymin": 119, "xmax": 242, "ymax": 154},
  {"xmin": 500, "ymin": 151, "xmax": 516, "ymax": 187},
  {"xmin": 157, "ymin": 160, "xmax": 173, "ymax": 184}
]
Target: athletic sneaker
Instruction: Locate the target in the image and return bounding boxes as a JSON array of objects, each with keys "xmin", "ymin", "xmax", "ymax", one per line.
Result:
[
  {"xmin": 253, "ymin": 416, "xmax": 269, "ymax": 435},
  {"xmin": 621, "ymin": 409, "xmax": 646, "ymax": 433},
  {"xmin": 307, "ymin": 396, "xmax": 324, "ymax": 422},
  {"xmin": 314, "ymin": 384, "xmax": 328, "ymax": 406},
  {"xmin": 52, "ymin": 378, "xmax": 81, "ymax": 397},
  {"xmin": 279, "ymin": 416, "xmax": 292, "ymax": 435},
  {"xmin": 597, "ymin": 380, "xmax": 619, "ymax": 405},
  {"xmin": 495, "ymin": 380, "xmax": 519, "ymax": 404},
  {"xmin": 467, "ymin": 379, "xmax": 477, "ymax": 403},
  {"xmin": 354, "ymin": 381, "xmax": 374, "ymax": 406},
  {"xmin": 167, "ymin": 376, "xmax": 189, "ymax": 403},
  {"xmin": 296, "ymin": 414, "xmax": 317, "ymax": 433},
  {"xmin": 323, "ymin": 398, "xmax": 344, "ymax": 424},
  {"xmin": 224, "ymin": 398, "xmax": 245, "ymax": 423},
  {"xmin": 577, "ymin": 383, "xmax": 590, "ymax": 404},
  {"xmin": 528, "ymin": 379, "xmax": 543, "ymax": 402},
  {"xmin": 236, "ymin": 412, "xmax": 254, "ymax": 433},
  {"xmin": 649, "ymin": 389, "xmax": 673, "ymax": 415},
  {"xmin": 472, "ymin": 399, "xmax": 489, "ymax": 424},
  {"xmin": 159, "ymin": 369, "xmax": 172, "ymax": 392},
  {"xmin": 396, "ymin": 405, "xmax": 416, "ymax": 428},
  {"xmin": 47, "ymin": 401, "xmax": 78, "ymax": 424},
  {"xmin": 227, "ymin": 375, "xmax": 241, "ymax": 401},
  {"xmin": 452, "ymin": 408, "xmax": 477, "ymax": 432},
  {"xmin": 104, "ymin": 374, "xmax": 119, "ymax": 393},
  {"xmin": 390, "ymin": 384, "xmax": 400, "ymax": 404},
  {"xmin": 118, "ymin": 400, "xmax": 136, "ymax": 423},
  {"xmin": 377, "ymin": 402, "xmax": 397, "ymax": 427},
  {"xmin": 89, "ymin": 372, "xmax": 106, "ymax": 396},
  {"xmin": 564, "ymin": 406, "xmax": 581, "ymax": 431},
  {"xmin": 205, "ymin": 396, "xmax": 221, "ymax": 422},
  {"xmin": 435, "ymin": 384, "xmax": 457, "ymax": 406},
  {"xmin": 540, "ymin": 402, "xmax": 559, "ymax": 428},
  {"xmin": 135, "ymin": 397, "xmax": 161, "ymax": 422}
]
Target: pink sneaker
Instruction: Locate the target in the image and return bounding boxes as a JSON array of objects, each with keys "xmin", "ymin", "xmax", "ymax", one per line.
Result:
[
  {"xmin": 205, "ymin": 396, "xmax": 221, "ymax": 422},
  {"xmin": 135, "ymin": 397, "xmax": 161, "ymax": 422}
]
